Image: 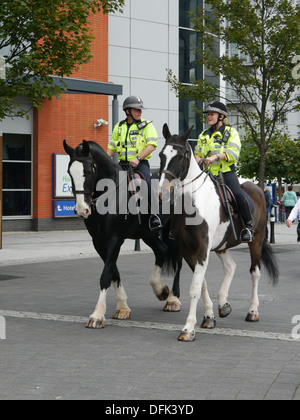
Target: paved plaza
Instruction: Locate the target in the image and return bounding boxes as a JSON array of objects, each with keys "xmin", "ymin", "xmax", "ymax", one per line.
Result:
[{"xmin": 0, "ymin": 222, "xmax": 299, "ymax": 401}]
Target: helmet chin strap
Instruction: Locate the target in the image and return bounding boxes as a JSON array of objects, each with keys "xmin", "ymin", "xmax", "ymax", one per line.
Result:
[
  {"xmin": 212, "ymin": 114, "xmax": 224, "ymax": 132},
  {"xmin": 126, "ymin": 109, "xmax": 141, "ymax": 124}
]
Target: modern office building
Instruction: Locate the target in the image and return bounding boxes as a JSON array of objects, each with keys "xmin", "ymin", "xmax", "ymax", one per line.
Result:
[{"xmin": 0, "ymin": 0, "xmax": 298, "ymax": 231}]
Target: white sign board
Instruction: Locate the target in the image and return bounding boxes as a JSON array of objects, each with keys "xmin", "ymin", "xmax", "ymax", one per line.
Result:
[{"xmin": 53, "ymin": 154, "xmax": 73, "ymax": 198}]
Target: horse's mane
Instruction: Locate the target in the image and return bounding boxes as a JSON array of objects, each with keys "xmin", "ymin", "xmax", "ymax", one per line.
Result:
[{"xmin": 85, "ymin": 141, "xmax": 119, "ymax": 170}]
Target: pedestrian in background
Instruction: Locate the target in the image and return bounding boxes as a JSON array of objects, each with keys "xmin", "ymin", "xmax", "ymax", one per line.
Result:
[
  {"xmin": 286, "ymin": 199, "xmax": 300, "ymax": 242},
  {"xmin": 264, "ymin": 187, "xmax": 272, "ymax": 241},
  {"xmin": 282, "ymin": 185, "xmax": 297, "ymax": 219}
]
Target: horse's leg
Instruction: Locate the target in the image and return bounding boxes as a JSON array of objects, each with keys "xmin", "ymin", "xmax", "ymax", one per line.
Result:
[
  {"xmin": 86, "ymin": 236, "xmax": 127, "ymax": 329},
  {"xmin": 163, "ymin": 257, "xmax": 182, "ymax": 312},
  {"xmin": 148, "ymin": 265, "xmax": 170, "ymax": 301},
  {"xmin": 86, "ymin": 288, "xmax": 108, "ymax": 329},
  {"xmin": 112, "ymin": 279, "xmax": 131, "ymax": 320},
  {"xmin": 200, "ymin": 278, "xmax": 216, "ymax": 329},
  {"xmin": 216, "ymin": 250, "xmax": 236, "ymax": 318},
  {"xmin": 143, "ymin": 236, "xmax": 170, "ymax": 302},
  {"xmin": 245, "ymin": 242, "xmax": 261, "ymax": 322},
  {"xmin": 178, "ymin": 261, "xmax": 208, "ymax": 342}
]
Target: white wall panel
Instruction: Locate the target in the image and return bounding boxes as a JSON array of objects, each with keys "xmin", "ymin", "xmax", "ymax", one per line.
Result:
[
  {"xmin": 131, "ymin": 0, "xmax": 169, "ymax": 24},
  {"xmin": 131, "ymin": 50, "xmax": 169, "ymax": 81},
  {"xmin": 108, "ymin": 0, "xmax": 180, "ymax": 151},
  {"xmin": 131, "ymin": 79, "xmax": 169, "ymax": 110},
  {"xmin": 109, "ymin": 46, "xmax": 131, "ymax": 77},
  {"xmin": 109, "ymin": 16, "xmax": 130, "ymax": 48},
  {"xmin": 131, "ymin": 20, "xmax": 169, "ymax": 53}
]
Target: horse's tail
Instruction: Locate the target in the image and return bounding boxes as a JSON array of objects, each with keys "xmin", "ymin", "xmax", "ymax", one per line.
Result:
[
  {"xmin": 260, "ymin": 239, "xmax": 279, "ymax": 285},
  {"xmin": 161, "ymin": 239, "xmax": 182, "ymax": 276}
]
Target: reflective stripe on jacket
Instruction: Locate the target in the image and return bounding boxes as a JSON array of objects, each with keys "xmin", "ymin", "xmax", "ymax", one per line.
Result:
[
  {"xmin": 194, "ymin": 124, "xmax": 241, "ymax": 175},
  {"xmin": 108, "ymin": 119, "xmax": 158, "ymax": 161}
]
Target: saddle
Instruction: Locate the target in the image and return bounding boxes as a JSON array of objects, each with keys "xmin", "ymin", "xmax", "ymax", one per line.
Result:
[
  {"xmin": 118, "ymin": 161, "xmax": 145, "ymax": 195},
  {"xmin": 208, "ymin": 172, "xmax": 237, "ymax": 216},
  {"xmin": 209, "ymin": 172, "xmax": 254, "ymax": 216}
]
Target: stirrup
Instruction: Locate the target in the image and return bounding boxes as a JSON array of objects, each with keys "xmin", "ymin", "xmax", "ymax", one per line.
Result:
[
  {"xmin": 149, "ymin": 214, "xmax": 162, "ymax": 232},
  {"xmin": 240, "ymin": 227, "xmax": 253, "ymax": 243},
  {"xmin": 169, "ymin": 231, "xmax": 175, "ymax": 240}
]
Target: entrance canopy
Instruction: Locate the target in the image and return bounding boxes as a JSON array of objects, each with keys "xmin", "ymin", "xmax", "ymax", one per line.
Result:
[{"xmin": 49, "ymin": 76, "xmax": 123, "ymax": 97}]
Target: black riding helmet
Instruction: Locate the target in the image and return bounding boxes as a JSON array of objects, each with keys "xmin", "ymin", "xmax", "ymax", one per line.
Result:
[
  {"xmin": 203, "ymin": 101, "xmax": 228, "ymax": 117},
  {"xmin": 123, "ymin": 96, "xmax": 145, "ymax": 111},
  {"xmin": 123, "ymin": 95, "xmax": 145, "ymax": 123}
]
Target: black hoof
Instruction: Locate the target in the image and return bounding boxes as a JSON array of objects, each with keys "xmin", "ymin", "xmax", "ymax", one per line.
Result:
[
  {"xmin": 178, "ymin": 330, "xmax": 196, "ymax": 342},
  {"xmin": 245, "ymin": 312, "xmax": 259, "ymax": 322},
  {"xmin": 219, "ymin": 303, "xmax": 232, "ymax": 318},
  {"xmin": 200, "ymin": 316, "xmax": 216, "ymax": 329}
]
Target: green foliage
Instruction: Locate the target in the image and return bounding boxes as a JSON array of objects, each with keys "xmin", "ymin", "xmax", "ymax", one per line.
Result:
[
  {"xmin": 0, "ymin": 0, "xmax": 124, "ymax": 119},
  {"xmin": 238, "ymin": 132, "xmax": 300, "ymax": 185}
]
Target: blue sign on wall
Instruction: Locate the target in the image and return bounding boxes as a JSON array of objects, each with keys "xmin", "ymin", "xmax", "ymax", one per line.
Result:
[{"xmin": 53, "ymin": 200, "xmax": 76, "ymax": 218}]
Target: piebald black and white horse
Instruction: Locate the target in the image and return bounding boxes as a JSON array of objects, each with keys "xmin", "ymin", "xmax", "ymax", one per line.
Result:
[
  {"xmin": 63, "ymin": 139, "xmax": 182, "ymax": 329},
  {"xmin": 158, "ymin": 124, "xmax": 279, "ymax": 342}
]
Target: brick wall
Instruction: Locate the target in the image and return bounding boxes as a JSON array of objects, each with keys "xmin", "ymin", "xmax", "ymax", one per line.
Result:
[{"xmin": 33, "ymin": 12, "xmax": 109, "ymax": 224}]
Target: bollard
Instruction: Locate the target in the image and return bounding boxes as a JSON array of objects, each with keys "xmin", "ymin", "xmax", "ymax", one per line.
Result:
[
  {"xmin": 134, "ymin": 239, "xmax": 141, "ymax": 251},
  {"xmin": 270, "ymin": 204, "xmax": 276, "ymax": 244}
]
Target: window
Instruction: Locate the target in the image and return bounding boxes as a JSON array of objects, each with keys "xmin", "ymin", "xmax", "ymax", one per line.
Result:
[
  {"xmin": 2, "ymin": 133, "xmax": 32, "ymax": 217},
  {"xmin": 179, "ymin": 1, "xmax": 204, "ymax": 141}
]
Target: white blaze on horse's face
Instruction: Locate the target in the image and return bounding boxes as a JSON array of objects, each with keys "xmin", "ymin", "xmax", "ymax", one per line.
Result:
[
  {"xmin": 69, "ymin": 160, "xmax": 92, "ymax": 219},
  {"xmin": 158, "ymin": 145, "xmax": 178, "ymax": 200}
]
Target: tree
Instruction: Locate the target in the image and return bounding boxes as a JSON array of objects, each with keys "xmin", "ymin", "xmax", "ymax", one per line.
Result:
[
  {"xmin": 0, "ymin": 0, "xmax": 124, "ymax": 120},
  {"xmin": 167, "ymin": 0, "xmax": 300, "ymax": 188},
  {"xmin": 238, "ymin": 131, "xmax": 300, "ymax": 197}
]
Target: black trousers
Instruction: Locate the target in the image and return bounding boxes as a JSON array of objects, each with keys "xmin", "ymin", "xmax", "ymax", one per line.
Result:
[
  {"xmin": 222, "ymin": 169, "xmax": 252, "ymax": 225},
  {"xmin": 120, "ymin": 159, "xmax": 153, "ymax": 207},
  {"xmin": 136, "ymin": 160, "xmax": 151, "ymax": 187}
]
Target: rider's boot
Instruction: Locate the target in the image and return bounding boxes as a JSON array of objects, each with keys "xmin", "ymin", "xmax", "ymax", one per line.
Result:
[
  {"xmin": 240, "ymin": 199, "xmax": 254, "ymax": 243},
  {"xmin": 240, "ymin": 220, "xmax": 254, "ymax": 243}
]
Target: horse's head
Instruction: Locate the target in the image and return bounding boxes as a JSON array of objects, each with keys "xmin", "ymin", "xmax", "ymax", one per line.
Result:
[
  {"xmin": 158, "ymin": 124, "xmax": 194, "ymax": 201},
  {"xmin": 63, "ymin": 139, "xmax": 97, "ymax": 219}
]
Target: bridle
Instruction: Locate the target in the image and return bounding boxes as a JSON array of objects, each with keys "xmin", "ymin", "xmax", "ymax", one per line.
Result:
[
  {"xmin": 160, "ymin": 143, "xmax": 206, "ymax": 188},
  {"xmin": 69, "ymin": 156, "xmax": 97, "ymax": 198},
  {"xmin": 160, "ymin": 143, "xmax": 191, "ymax": 182}
]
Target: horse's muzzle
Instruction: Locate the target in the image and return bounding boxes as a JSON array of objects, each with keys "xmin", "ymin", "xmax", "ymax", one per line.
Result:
[
  {"xmin": 158, "ymin": 179, "xmax": 174, "ymax": 202},
  {"xmin": 75, "ymin": 207, "xmax": 92, "ymax": 219}
]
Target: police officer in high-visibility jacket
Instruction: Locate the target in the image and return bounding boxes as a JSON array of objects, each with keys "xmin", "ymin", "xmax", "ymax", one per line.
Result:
[
  {"xmin": 194, "ymin": 101, "xmax": 254, "ymax": 242},
  {"xmin": 107, "ymin": 95, "xmax": 162, "ymax": 232}
]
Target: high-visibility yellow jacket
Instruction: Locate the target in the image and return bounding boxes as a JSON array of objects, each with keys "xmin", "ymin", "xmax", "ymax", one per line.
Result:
[
  {"xmin": 194, "ymin": 124, "xmax": 241, "ymax": 175},
  {"xmin": 108, "ymin": 119, "xmax": 158, "ymax": 161}
]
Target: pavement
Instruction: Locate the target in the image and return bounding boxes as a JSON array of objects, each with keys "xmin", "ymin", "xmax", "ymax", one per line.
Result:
[
  {"xmin": 0, "ymin": 229, "xmax": 152, "ymax": 266},
  {"xmin": 0, "ymin": 221, "xmax": 297, "ymax": 266},
  {"xmin": 0, "ymin": 222, "xmax": 299, "ymax": 402}
]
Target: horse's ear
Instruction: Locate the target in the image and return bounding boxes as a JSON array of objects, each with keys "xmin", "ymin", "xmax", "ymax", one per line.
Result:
[
  {"xmin": 82, "ymin": 140, "xmax": 90, "ymax": 156},
  {"xmin": 183, "ymin": 125, "xmax": 194, "ymax": 143},
  {"xmin": 162, "ymin": 123, "xmax": 172, "ymax": 141},
  {"xmin": 63, "ymin": 140, "xmax": 74, "ymax": 156}
]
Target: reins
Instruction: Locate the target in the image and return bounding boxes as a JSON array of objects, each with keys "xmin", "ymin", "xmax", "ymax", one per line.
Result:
[
  {"xmin": 70, "ymin": 156, "xmax": 138, "ymax": 212},
  {"xmin": 161, "ymin": 143, "xmax": 209, "ymax": 192}
]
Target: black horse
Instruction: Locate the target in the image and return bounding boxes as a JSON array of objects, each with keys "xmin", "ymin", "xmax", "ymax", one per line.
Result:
[{"xmin": 63, "ymin": 139, "xmax": 182, "ymax": 329}]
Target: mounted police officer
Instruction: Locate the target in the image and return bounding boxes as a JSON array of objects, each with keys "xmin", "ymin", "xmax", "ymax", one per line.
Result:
[
  {"xmin": 194, "ymin": 101, "xmax": 254, "ymax": 242},
  {"xmin": 107, "ymin": 95, "xmax": 162, "ymax": 232}
]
